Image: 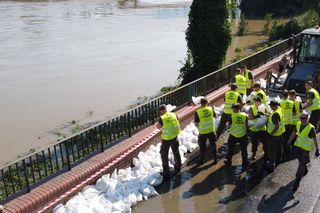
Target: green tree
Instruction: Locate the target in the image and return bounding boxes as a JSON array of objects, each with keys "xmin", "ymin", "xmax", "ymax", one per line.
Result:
[
  {"xmin": 180, "ymin": 0, "xmax": 232, "ymax": 85},
  {"xmin": 302, "ymin": 10, "xmax": 319, "ymax": 28},
  {"xmin": 237, "ymin": 14, "xmax": 249, "ymax": 36},
  {"xmin": 263, "ymin": 13, "xmax": 273, "ymax": 35}
]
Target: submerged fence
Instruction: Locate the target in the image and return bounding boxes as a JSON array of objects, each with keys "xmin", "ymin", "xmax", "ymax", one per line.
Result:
[{"xmin": 0, "ymin": 36, "xmax": 295, "ymax": 203}]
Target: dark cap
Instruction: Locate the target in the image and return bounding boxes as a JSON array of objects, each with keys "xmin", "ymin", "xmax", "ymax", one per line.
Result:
[
  {"xmin": 231, "ymin": 103, "xmax": 241, "ymax": 109},
  {"xmin": 252, "ymin": 82, "xmax": 261, "ymax": 88},
  {"xmin": 200, "ymin": 98, "xmax": 208, "ymax": 105},
  {"xmin": 269, "ymin": 100, "xmax": 279, "ymax": 106},
  {"xmin": 159, "ymin": 104, "xmax": 166, "ymax": 111},
  {"xmin": 254, "ymin": 96, "xmax": 262, "ymax": 102}
]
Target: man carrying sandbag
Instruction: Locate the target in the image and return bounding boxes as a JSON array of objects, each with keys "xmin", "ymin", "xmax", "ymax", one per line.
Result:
[
  {"xmin": 157, "ymin": 104, "xmax": 182, "ymax": 181},
  {"xmin": 248, "ymin": 96, "xmax": 267, "ymax": 161},
  {"xmin": 194, "ymin": 98, "xmax": 217, "ymax": 165}
]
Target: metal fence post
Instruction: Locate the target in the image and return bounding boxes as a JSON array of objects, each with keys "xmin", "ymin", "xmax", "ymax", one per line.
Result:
[
  {"xmin": 64, "ymin": 141, "xmax": 71, "ymax": 171},
  {"xmin": 22, "ymin": 160, "xmax": 30, "ymax": 192},
  {"xmin": 127, "ymin": 112, "xmax": 131, "ymax": 137}
]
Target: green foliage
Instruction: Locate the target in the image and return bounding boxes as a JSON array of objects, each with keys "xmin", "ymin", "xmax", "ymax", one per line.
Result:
[
  {"xmin": 301, "ymin": 10, "xmax": 319, "ymax": 28},
  {"xmin": 160, "ymin": 85, "xmax": 179, "ymax": 95},
  {"xmin": 180, "ymin": 0, "xmax": 232, "ymax": 85},
  {"xmin": 235, "ymin": 47, "xmax": 241, "ymax": 53},
  {"xmin": 269, "ymin": 19, "xmax": 302, "ymax": 42},
  {"xmin": 263, "ymin": 13, "xmax": 273, "ymax": 34},
  {"xmin": 255, "ymin": 44, "xmax": 269, "ymax": 52},
  {"xmin": 237, "ymin": 14, "xmax": 249, "ymax": 36}
]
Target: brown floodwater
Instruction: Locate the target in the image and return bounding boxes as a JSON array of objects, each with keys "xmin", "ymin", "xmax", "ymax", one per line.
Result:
[
  {"xmin": 0, "ymin": 0, "xmax": 268, "ymax": 167},
  {"xmin": 0, "ymin": 0, "xmax": 190, "ymax": 166}
]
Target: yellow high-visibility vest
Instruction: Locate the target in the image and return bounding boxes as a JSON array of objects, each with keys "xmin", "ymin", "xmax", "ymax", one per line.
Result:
[
  {"xmin": 308, "ymin": 88, "xmax": 320, "ymax": 111},
  {"xmin": 243, "ymin": 69, "xmax": 253, "ymax": 89},
  {"xmin": 292, "ymin": 99, "xmax": 301, "ymax": 124},
  {"xmin": 254, "ymin": 89, "xmax": 267, "ymax": 105},
  {"xmin": 224, "ymin": 90, "xmax": 240, "ymax": 114},
  {"xmin": 280, "ymin": 99, "xmax": 294, "ymax": 125},
  {"xmin": 249, "ymin": 105, "xmax": 266, "ymax": 132},
  {"xmin": 235, "ymin": 74, "xmax": 246, "ymax": 95},
  {"xmin": 196, "ymin": 106, "xmax": 215, "ymax": 134},
  {"xmin": 230, "ymin": 112, "xmax": 247, "ymax": 138},
  {"xmin": 267, "ymin": 108, "xmax": 285, "ymax": 136},
  {"xmin": 294, "ymin": 121, "xmax": 314, "ymax": 151},
  {"xmin": 161, "ymin": 112, "xmax": 180, "ymax": 140}
]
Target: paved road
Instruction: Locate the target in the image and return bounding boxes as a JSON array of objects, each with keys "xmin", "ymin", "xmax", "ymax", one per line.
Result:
[{"xmin": 133, "ymin": 134, "xmax": 320, "ymax": 213}]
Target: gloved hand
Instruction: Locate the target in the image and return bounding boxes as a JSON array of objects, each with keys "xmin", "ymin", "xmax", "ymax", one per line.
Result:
[{"xmin": 315, "ymin": 148, "xmax": 319, "ymax": 157}]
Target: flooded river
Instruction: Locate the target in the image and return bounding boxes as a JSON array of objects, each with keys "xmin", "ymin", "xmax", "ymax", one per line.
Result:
[{"xmin": 0, "ymin": 0, "xmax": 190, "ymax": 165}]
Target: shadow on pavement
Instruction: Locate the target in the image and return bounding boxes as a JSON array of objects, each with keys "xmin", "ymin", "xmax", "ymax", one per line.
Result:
[{"xmin": 256, "ymin": 180, "xmax": 299, "ymax": 212}]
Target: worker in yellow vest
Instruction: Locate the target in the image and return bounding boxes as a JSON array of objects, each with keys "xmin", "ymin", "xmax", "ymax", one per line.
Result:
[
  {"xmin": 224, "ymin": 103, "xmax": 249, "ymax": 168},
  {"xmin": 289, "ymin": 89, "xmax": 302, "ymax": 125},
  {"xmin": 231, "ymin": 68, "xmax": 246, "ymax": 96},
  {"xmin": 194, "ymin": 98, "xmax": 217, "ymax": 165},
  {"xmin": 287, "ymin": 112, "xmax": 319, "ymax": 192},
  {"xmin": 241, "ymin": 65, "xmax": 254, "ymax": 96},
  {"xmin": 303, "ymin": 81, "xmax": 320, "ymax": 132},
  {"xmin": 280, "ymin": 90, "xmax": 294, "ymax": 161},
  {"xmin": 252, "ymin": 82, "xmax": 267, "ymax": 105},
  {"xmin": 216, "ymin": 83, "xmax": 243, "ymax": 139},
  {"xmin": 157, "ymin": 104, "xmax": 181, "ymax": 181},
  {"xmin": 266, "ymin": 100, "xmax": 286, "ymax": 172},
  {"xmin": 248, "ymin": 96, "xmax": 267, "ymax": 161}
]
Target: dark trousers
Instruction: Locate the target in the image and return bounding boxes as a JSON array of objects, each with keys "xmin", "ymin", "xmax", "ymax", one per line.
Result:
[
  {"xmin": 246, "ymin": 88, "xmax": 252, "ymax": 96},
  {"xmin": 198, "ymin": 132, "xmax": 217, "ymax": 162},
  {"xmin": 250, "ymin": 130, "xmax": 268, "ymax": 159},
  {"xmin": 309, "ymin": 109, "xmax": 320, "ymax": 132},
  {"xmin": 282, "ymin": 124, "xmax": 294, "ymax": 160},
  {"xmin": 160, "ymin": 137, "xmax": 181, "ymax": 178},
  {"xmin": 226, "ymin": 135, "xmax": 248, "ymax": 164},
  {"xmin": 216, "ymin": 113, "xmax": 231, "ymax": 138},
  {"xmin": 295, "ymin": 147, "xmax": 310, "ymax": 181},
  {"xmin": 266, "ymin": 134, "xmax": 282, "ymax": 169}
]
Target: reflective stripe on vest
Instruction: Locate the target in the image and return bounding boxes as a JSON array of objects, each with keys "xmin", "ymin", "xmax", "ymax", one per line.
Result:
[
  {"xmin": 294, "ymin": 122, "xmax": 314, "ymax": 151},
  {"xmin": 243, "ymin": 69, "xmax": 253, "ymax": 89},
  {"xmin": 235, "ymin": 74, "xmax": 246, "ymax": 95},
  {"xmin": 161, "ymin": 112, "xmax": 180, "ymax": 140},
  {"xmin": 230, "ymin": 112, "xmax": 247, "ymax": 138},
  {"xmin": 280, "ymin": 99, "xmax": 294, "ymax": 125},
  {"xmin": 224, "ymin": 91, "xmax": 240, "ymax": 114},
  {"xmin": 308, "ymin": 88, "xmax": 320, "ymax": 111},
  {"xmin": 267, "ymin": 108, "xmax": 285, "ymax": 136},
  {"xmin": 255, "ymin": 89, "xmax": 267, "ymax": 104},
  {"xmin": 292, "ymin": 99, "xmax": 301, "ymax": 124},
  {"xmin": 249, "ymin": 105, "xmax": 266, "ymax": 132},
  {"xmin": 197, "ymin": 106, "xmax": 215, "ymax": 134}
]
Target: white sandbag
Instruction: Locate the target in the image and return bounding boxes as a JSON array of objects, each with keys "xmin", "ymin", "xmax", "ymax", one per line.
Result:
[
  {"xmin": 132, "ymin": 158, "xmax": 142, "ymax": 168},
  {"xmin": 260, "ymin": 78, "xmax": 267, "ymax": 89},
  {"xmin": 185, "ymin": 142, "xmax": 198, "ymax": 152},
  {"xmin": 248, "ymin": 120, "xmax": 254, "ymax": 128},
  {"xmin": 88, "ymin": 195, "xmax": 113, "ymax": 213},
  {"xmin": 82, "ymin": 186, "xmax": 100, "ymax": 200},
  {"xmin": 258, "ymin": 104, "xmax": 266, "ymax": 112},
  {"xmin": 95, "ymin": 175, "xmax": 112, "ymax": 193},
  {"xmin": 214, "ymin": 106, "xmax": 224, "ymax": 117},
  {"xmin": 179, "ymin": 144, "xmax": 188, "ymax": 154},
  {"xmin": 65, "ymin": 193, "xmax": 90, "ymax": 213},
  {"xmin": 112, "ymin": 201, "xmax": 131, "ymax": 213},
  {"xmin": 146, "ymin": 171, "xmax": 163, "ymax": 186},
  {"xmin": 242, "ymin": 105, "xmax": 251, "ymax": 114},
  {"xmin": 255, "ymin": 116, "xmax": 268, "ymax": 129},
  {"xmin": 53, "ymin": 204, "xmax": 68, "ymax": 213},
  {"xmin": 139, "ymin": 184, "xmax": 159, "ymax": 198},
  {"xmin": 296, "ymin": 96, "xmax": 302, "ymax": 102},
  {"xmin": 111, "ymin": 169, "xmax": 118, "ymax": 180},
  {"xmin": 190, "ymin": 135, "xmax": 198, "ymax": 144},
  {"xmin": 192, "ymin": 96, "xmax": 205, "ymax": 105}
]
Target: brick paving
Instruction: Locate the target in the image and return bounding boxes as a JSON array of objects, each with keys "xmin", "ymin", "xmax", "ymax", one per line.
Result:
[{"xmin": 2, "ymin": 55, "xmax": 282, "ymax": 213}]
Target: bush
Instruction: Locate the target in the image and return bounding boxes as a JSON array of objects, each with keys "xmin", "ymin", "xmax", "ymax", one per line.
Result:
[
  {"xmin": 301, "ymin": 10, "xmax": 319, "ymax": 28},
  {"xmin": 237, "ymin": 14, "xmax": 249, "ymax": 36},
  {"xmin": 269, "ymin": 19, "xmax": 302, "ymax": 42},
  {"xmin": 263, "ymin": 13, "xmax": 273, "ymax": 35}
]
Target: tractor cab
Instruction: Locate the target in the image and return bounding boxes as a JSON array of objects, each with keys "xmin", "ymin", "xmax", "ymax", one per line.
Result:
[{"xmin": 267, "ymin": 27, "xmax": 320, "ymax": 97}]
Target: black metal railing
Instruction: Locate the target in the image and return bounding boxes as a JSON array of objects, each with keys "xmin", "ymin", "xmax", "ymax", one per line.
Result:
[{"xmin": 0, "ymin": 36, "xmax": 295, "ymax": 203}]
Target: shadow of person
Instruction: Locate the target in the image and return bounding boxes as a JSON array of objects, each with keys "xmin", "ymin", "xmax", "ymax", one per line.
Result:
[{"xmin": 257, "ymin": 181, "xmax": 299, "ymax": 213}]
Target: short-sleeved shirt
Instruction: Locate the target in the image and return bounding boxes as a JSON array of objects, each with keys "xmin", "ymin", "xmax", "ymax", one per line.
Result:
[
  {"xmin": 194, "ymin": 109, "xmax": 216, "ymax": 123},
  {"xmin": 271, "ymin": 113, "xmax": 280, "ymax": 125},
  {"xmin": 295, "ymin": 123, "xmax": 316, "ymax": 138}
]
